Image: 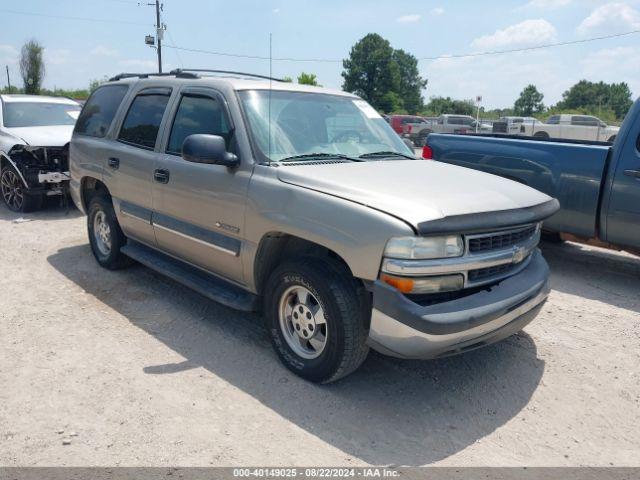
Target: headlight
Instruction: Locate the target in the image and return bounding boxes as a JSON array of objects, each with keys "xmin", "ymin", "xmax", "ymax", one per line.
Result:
[{"xmin": 384, "ymin": 235, "xmax": 464, "ymax": 260}]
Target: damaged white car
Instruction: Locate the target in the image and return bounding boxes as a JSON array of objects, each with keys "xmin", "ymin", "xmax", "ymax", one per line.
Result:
[{"xmin": 0, "ymin": 94, "xmax": 80, "ymax": 212}]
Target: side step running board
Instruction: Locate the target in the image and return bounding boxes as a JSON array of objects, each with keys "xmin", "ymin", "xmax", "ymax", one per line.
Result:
[{"xmin": 121, "ymin": 241, "xmax": 259, "ymax": 312}]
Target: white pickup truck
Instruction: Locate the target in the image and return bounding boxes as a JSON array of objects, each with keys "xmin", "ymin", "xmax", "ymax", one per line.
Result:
[
  {"xmin": 404, "ymin": 115, "xmax": 491, "ymax": 146},
  {"xmin": 493, "ymin": 114, "xmax": 619, "ymax": 143}
]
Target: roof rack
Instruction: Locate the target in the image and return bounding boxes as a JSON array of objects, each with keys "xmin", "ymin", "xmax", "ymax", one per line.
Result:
[
  {"xmin": 170, "ymin": 69, "xmax": 285, "ymax": 82},
  {"xmin": 108, "ymin": 71, "xmax": 198, "ymax": 81},
  {"xmin": 108, "ymin": 69, "xmax": 284, "ymax": 83}
]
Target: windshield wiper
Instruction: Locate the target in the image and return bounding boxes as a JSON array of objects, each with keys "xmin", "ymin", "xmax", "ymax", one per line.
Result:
[
  {"xmin": 358, "ymin": 151, "xmax": 416, "ymax": 160},
  {"xmin": 279, "ymin": 153, "xmax": 362, "ymax": 162}
]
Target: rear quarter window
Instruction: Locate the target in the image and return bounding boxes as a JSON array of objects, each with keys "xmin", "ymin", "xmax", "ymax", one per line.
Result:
[{"xmin": 74, "ymin": 85, "xmax": 129, "ymax": 137}]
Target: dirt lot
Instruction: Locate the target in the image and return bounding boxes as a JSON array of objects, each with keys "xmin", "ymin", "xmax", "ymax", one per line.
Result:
[{"xmin": 1, "ymin": 201, "xmax": 639, "ymax": 467}]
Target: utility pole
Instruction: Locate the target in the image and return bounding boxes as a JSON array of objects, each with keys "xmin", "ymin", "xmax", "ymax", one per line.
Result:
[
  {"xmin": 5, "ymin": 66, "xmax": 10, "ymax": 91},
  {"xmin": 155, "ymin": 0, "xmax": 162, "ymax": 73},
  {"xmin": 145, "ymin": 1, "xmax": 163, "ymax": 73}
]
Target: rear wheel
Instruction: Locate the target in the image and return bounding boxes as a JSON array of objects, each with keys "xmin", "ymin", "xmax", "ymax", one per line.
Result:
[
  {"xmin": 87, "ymin": 195, "xmax": 133, "ymax": 269},
  {"xmin": 1, "ymin": 166, "xmax": 43, "ymax": 212},
  {"xmin": 608, "ymin": 135, "xmax": 617, "ymax": 143},
  {"xmin": 264, "ymin": 257, "xmax": 369, "ymax": 383},
  {"xmin": 533, "ymin": 131, "xmax": 550, "ymax": 139}
]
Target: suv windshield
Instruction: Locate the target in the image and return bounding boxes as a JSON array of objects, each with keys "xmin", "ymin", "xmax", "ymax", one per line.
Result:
[
  {"xmin": 238, "ymin": 90, "xmax": 414, "ymax": 162},
  {"xmin": 3, "ymin": 102, "xmax": 80, "ymax": 128}
]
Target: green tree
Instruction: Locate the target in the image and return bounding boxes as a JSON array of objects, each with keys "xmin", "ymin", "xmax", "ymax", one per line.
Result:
[
  {"xmin": 514, "ymin": 85, "xmax": 545, "ymax": 116},
  {"xmin": 392, "ymin": 49, "xmax": 427, "ymax": 114},
  {"xmin": 342, "ymin": 34, "xmax": 426, "ymax": 114},
  {"xmin": 297, "ymin": 72, "xmax": 319, "ymax": 86},
  {"xmin": 342, "ymin": 34, "xmax": 400, "ymax": 112},
  {"xmin": 281, "ymin": 76, "xmax": 293, "ymax": 83},
  {"xmin": 422, "ymin": 96, "xmax": 474, "ymax": 116},
  {"xmin": 558, "ymin": 80, "xmax": 632, "ymax": 120},
  {"xmin": 19, "ymin": 39, "xmax": 45, "ymax": 94}
]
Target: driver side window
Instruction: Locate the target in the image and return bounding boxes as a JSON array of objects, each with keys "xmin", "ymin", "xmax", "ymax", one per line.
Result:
[{"xmin": 166, "ymin": 94, "xmax": 231, "ymax": 156}]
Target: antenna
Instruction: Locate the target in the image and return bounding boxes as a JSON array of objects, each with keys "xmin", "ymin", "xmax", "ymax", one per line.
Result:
[{"xmin": 268, "ymin": 33, "xmax": 273, "ymax": 164}]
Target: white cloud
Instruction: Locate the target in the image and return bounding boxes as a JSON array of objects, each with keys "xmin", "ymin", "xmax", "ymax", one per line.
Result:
[
  {"xmin": 577, "ymin": 2, "xmax": 640, "ymax": 35},
  {"xmin": 396, "ymin": 14, "xmax": 421, "ymax": 23},
  {"xmin": 471, "ymin": 19, "xmax": 557, "ymax": 50},
  {"xmin": 91, "ymin": 45, "xmax": 118, "ymax": 57},
  {"xmin": 431, "ymin": 7, "xmax": 445, "ymax": 16},
  {"xmin": 526, "ymin": 0, "xmax": 571, "ymax": 8}
]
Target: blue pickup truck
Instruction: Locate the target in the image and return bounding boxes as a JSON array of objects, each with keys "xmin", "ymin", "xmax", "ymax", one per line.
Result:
[{"xmin": 425, "ymin": 99, "xmax": 640, "ymax": 254}]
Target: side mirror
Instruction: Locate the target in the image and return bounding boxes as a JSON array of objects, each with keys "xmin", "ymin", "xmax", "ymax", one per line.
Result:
[{"xmin": 182, "ymin": 134, "xmax": 239, "ymax": 168}]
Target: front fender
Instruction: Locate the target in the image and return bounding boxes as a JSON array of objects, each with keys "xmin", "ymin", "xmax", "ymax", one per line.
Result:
[{"xmin": 243, "ymin": 170, "xmax": 414, "ymax": 289}]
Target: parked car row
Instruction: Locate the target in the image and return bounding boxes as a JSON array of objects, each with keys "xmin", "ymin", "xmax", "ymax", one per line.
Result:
[{"xmin": 386, "ymin": 112, "xmax": 620, "ymax": 146}]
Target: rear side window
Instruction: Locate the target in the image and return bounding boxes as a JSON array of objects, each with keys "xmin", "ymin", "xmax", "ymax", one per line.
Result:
[
  {"xmin": 118, "ymin": 90, "xmax": 171, "ymax": 149},
  {"xmin": 75, "ymin": 85, "xmax": 128, "ymax": 137},
  {"xmin": 166, "ymin": 94, "xmax": 231, "ymax": 155},
  {"xmin": 547, "ymin": 115, "xmax": 560, "ymax": 124}
]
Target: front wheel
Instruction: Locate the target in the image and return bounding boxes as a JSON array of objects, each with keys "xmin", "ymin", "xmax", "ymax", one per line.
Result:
[
  {"xmin": 87, "ymin": 195, "xmax": 133, "ymax": 270},
  {"xmin": 264, "ymin": 257, "xmax": 369, "ymax": 383},
  {"xmin": 1, "ymin": 166, "xmax": 43, "ymax": 212}
]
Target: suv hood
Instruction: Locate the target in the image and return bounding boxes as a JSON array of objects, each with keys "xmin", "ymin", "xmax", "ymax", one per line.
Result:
[
  {"xmin": 3, "ymin": 125, "xmax": 74, "ymax": 147},
  {"xmin": 277, "ymin": 160, "xmax": 552, "ymax": 230}
]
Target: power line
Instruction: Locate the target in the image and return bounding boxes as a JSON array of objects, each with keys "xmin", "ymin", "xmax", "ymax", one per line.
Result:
[
  {"xmin": 164, "ymin": 28, "xmax": 640, "ymax": 63},
  {"xmin": 418, "ymin": 29, "xmax": 640, "ymax": 60},
  {"xmin": 0, "ymin": 8, "xmax": 151, "ymax": 26}
]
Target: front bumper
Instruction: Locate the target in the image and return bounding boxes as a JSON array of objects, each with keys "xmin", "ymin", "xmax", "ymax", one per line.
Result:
[{"xmin": 368, "ymin": 249, "xmax": 550, "ymax": 359}]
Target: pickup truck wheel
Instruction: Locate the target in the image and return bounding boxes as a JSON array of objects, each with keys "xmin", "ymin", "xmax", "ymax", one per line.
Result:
[
  {"xmin": 533, "ymin": 131, "xmax": 549, "ymax": 139},
  {"xmin": 87, "ymin": 196, "xmax": 133, "ymax": 270},
  {"xmin": 264, "ymin": 257, "xmax": 369, "ymax": 383},
  {"xmin": 1, "ymin": 166, "xmax": 43, "ymax": 213}
]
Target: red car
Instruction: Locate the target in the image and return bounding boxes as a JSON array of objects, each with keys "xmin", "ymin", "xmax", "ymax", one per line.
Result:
[{"xmin": 388, "ymin": 115, "xmax": 428, "ymax": 135}]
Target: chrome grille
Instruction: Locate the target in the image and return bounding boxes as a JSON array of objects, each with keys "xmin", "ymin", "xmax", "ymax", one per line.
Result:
[{"xmin": 468, "ymin": 225, "xmax": 537, "ymax": 253}]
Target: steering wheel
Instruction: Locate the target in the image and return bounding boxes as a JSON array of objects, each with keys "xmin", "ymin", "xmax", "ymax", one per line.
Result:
[{"xmin": 332, "ymin": 130, "xmax": 363, "ymax": 143}]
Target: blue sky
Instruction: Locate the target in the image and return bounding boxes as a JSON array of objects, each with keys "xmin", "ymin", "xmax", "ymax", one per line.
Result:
[{"xmin": 1, "ymin": 0, "xmax": 639, "ymax": 108}]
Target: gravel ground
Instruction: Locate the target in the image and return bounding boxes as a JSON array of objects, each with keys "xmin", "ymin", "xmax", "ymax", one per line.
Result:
[{"xmin": 1, "ymin": 201, "xmax": 639, "ymax": 467}]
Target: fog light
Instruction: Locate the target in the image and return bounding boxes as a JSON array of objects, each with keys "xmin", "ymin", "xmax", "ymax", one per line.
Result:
[{"xmin": 380, "ymin": 273, "xmax": 464, "ymax": 294}]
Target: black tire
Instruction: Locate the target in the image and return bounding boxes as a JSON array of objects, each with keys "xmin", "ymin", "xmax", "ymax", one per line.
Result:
[
  {"xmin": 608, "ymin": 135, "xmax": 617, "ymax": 143},
  {"xmin": 1, "ymin": 166, "xmax": 44, "ymax": 213},
  {"xmin": 533, "ymin": 131, "xmax": 549, "ymax": 139},
  {"xmin": 87, "ymin": 195, "xmax": 133, "ymax": 270},
  {"xmin": 264, "ymin": 257, "xmax": 369, "ymax": 383}
]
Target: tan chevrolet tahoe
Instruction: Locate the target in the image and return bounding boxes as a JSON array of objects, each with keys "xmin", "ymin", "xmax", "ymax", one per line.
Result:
[{"xmin": 69, "ymin": 69, "xmax": 558, "ymax": 383}]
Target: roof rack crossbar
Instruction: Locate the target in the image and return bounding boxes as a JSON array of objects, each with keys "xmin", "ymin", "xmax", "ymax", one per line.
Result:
[{"xmin": 169, "ymin": 68, "xmax": 284, "ymax": 82}]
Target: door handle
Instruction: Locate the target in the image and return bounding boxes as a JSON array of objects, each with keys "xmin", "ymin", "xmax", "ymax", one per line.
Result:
[
  {"xmin": 107, "ymin": 157, "xmax": 120, "ymax": 169},
  {"xmin": 154, "ymin": 168, "xmax": 170, "ymax": 184},
  {"xmin": 623, "ymin": 169, "xmax": 640, "ymax": 178}
]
